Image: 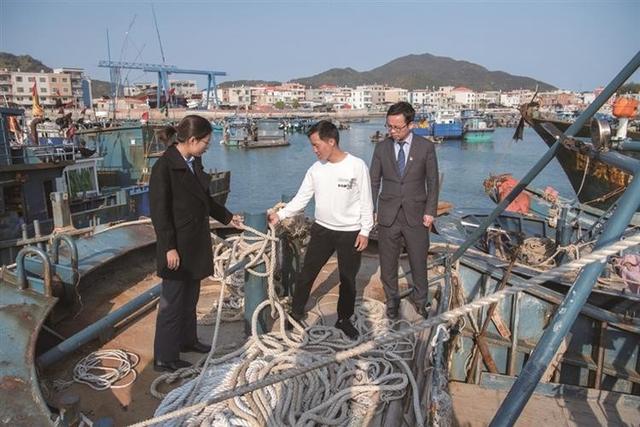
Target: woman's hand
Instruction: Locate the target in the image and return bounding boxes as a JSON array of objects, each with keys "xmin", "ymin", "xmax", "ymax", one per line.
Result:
[
  {"xmin": 230, "ymin": 214, "xmax": 244, "ymax": 229},
  {"xmin": 166, "ymin": 249, "xmax": 180, "ymax": 270}
]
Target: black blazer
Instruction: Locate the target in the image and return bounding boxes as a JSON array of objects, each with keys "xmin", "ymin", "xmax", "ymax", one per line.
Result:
[
  {"xmin": 149, "ymin": 144, "xmax": 233, "ymax": 280},
  {"xmin": 370, "ymin": 134, "xmax": 439, "ymax": 227}
]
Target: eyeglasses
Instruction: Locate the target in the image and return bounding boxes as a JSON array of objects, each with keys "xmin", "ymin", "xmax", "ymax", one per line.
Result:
[{"xmin": 385, "ymin": 123, "xmax": 409, "ymax": 132}]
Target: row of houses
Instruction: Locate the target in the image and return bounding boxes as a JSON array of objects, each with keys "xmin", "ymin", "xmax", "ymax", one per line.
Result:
[
  {"xmin": 0, "ymin": 66, "xmax": 616, "ymax": 113},
  {"xmin": 209, "ymin": 83, "xmax": 605, "ymax": 112}
]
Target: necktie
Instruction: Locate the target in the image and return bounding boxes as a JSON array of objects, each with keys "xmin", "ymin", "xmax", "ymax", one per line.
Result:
[
  {"xmin": 186, "ymin": 158, "xmax": 195, "ymax": 174},
  {"xmin": 397, "ymin": 141, "xmax": 406, "ymax": 176}
]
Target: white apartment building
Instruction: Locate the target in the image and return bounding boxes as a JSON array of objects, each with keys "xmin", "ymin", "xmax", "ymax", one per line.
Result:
[
  {"xmin": 350, "ymin": 85, "xmax": 386, "ymax": 110},
  {"xmin": 409, "ymin": 89, "xmax": 429, "ymax": 106},
  {"xmin": 451, "ymin": 87, "xmax": 477, "ymax": 108},
  {"xmin": 272, "ymin": 83, "xmax": 306, "ymax": 104},
  {"xmin": 499, "ymin": 92, "xmax": 523, "ymax": 108},
  {"xmin": 10, "ymin": 70, "xmax": 74, "ymax": 109}
]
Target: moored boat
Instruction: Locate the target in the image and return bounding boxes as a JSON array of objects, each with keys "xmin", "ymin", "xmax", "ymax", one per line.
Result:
[
  {"xmin": 520, "ymin": 96, "xmax": 639, "ymax": 211},
  {"xmin": 463, "ymin": 117, "xmax": 495, "ymax": 142}
]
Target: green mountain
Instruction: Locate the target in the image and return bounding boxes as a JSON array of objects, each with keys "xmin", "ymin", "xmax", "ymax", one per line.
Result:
[
  {"xmin": 1, "ymin": 51, "xmax": 556, "ymax": 96},
  {"xmin": 0, "ymin": 52, "xmax": 52, "ymax": 73},
  {"xmin": 292, "ymin": 53, "xmax": 556, "ymax": 91},
  {"xmin": 90, "ymin": 80, "xmax": 112, "ymax": 98}
]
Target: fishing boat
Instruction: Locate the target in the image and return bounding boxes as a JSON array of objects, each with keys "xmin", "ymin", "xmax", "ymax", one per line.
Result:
[
  {"xmin": 0, "ymin": 107, "xmax": 230, "ymax": 264},
  {"xmin": 519, "ymin": 98, "xmax": 639, "ymax": 211},
  {"xmin": 222, "ymin": 117, "xmax": 253, "ymax": 146},
  {"xmin": 431, "ymin": 110, "xmax": 463, "ymax": 139},
  {"xmin": 406, "ymin": 112, "xmax": 450, "ymax": 141},
  {"xmin": 223, "ymin": 118, "xmax": 289, "ymax": 149},
  {"xmin": 463, "ymin": 117, "xmax": 495, "ymax": 142},
  {"xmin": 248, "ymin": 118, "xmax": 289, "ymax": 148}
]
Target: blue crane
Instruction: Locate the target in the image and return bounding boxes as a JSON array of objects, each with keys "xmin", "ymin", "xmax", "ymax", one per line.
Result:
[{"xmin": 98, "ymin": 60, "xmax": 226, "ymax": 110}]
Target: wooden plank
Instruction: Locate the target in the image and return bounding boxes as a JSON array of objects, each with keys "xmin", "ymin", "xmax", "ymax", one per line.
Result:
[
  {"xmin": 477, "ymin": 336, "xmax": 499, "ymax": 374},
  {"xmin": 491, "ymin": 310, "xmax": 512, "ymax": 338}
]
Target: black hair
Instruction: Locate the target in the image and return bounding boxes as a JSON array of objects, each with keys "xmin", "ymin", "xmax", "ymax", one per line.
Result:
[
  {"xmin": 164, "ymin": 114, "xmax": 212, "ymax": 143},
  {"xmin": 306, "ymin": 120, "xmax": 340, "ymax": 145},
  {"xmin": 386, "ymin": 101, "xmax": 415, "ymax": 124}
]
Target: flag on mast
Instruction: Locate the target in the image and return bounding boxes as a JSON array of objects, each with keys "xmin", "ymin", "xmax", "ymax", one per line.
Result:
[{"xmin": 32, "ymin": 83, "xmax": 44, "ymax": 117}]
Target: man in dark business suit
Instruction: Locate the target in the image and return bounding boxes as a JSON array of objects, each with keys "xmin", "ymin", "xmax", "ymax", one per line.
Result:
[{"xmin": 370, "ymin": 102, "xmax": 439, "ymax": 319}]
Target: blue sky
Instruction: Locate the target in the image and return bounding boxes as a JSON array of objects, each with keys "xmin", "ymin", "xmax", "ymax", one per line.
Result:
[{"xmin": 1, "ymin": 0, "xmax": 638, "ymax": 91}]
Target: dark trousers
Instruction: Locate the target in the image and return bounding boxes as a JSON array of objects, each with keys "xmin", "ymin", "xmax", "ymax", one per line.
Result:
[
  {"xmin": 154, "ymin": 278, "xmax": 201, "ymax": 362},
  {"xmin": 292, "ymin": 223, "xmax": 361, "ymax": 320},
  {"xmin": 378, "ymin": 207, "xmax": 430, "ymax": 308}
]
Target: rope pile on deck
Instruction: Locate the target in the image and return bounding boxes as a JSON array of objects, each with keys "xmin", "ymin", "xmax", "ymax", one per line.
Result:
[
  {"xmin": 132, "ymin": 231, "xmax": 640, "ymax": 427},
  {"xmin": 150, "ymin": 222, "xmax": 424, "ymax": 426}
]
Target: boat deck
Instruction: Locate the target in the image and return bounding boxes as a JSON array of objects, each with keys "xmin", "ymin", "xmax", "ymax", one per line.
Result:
[
  {"xmin": 37, "ymin": 248, "xmax": 409, "ymax": 424},
  {"xmin": 450, "ymin": 380, "xmax": 639, "ymax": 426},
  {"xmin": 36, "ymin": 246, "xmax": 640, "ymax": 425}
]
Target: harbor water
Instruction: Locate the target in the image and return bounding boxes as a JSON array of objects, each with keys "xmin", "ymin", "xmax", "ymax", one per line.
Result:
[{"xmin": 202, "ymin": 118, "xmax": 575, "ymax": 214}]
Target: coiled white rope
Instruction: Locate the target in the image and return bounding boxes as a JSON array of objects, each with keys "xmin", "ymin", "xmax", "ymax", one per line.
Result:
[
  {"xmin": 70, "ymin": 349, "xmax": 139, "ymax": 391},
  {"xmin": 154, "ymin": 297, "xmax": 421, "ymax": 427},
  {"xmin": 129, "ymin": 232, "xmax": 640, "ymax": 427}
]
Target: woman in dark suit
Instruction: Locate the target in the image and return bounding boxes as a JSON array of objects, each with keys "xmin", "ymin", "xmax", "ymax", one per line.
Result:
[{"xmin": 149, "ymin": 115, "xmax": 241, "ymax": 372}]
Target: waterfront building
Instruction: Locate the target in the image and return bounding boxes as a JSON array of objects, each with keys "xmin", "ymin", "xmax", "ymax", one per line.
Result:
[
  {"xmin": 451, "ymin": 86, "xmax": 477, "ymax": 108},
  {"xmin": 0, "ymin": 69, "xmax": 11, "ymax": 105},
  {"xmin": 53, "ymin": 67, "xmax": 85, "ymax": 107},
  {"xmin": 168, "ymin": 80, "xmax": 198, "ymax": 97},
  {"xmin": 384, "ymin": 87, "xmax": 409, "ymax": 104},
  {"xmin": 350, "ymin": 85, "xmax": 386, "ymax": 110},
  {"xmin": 477, "ymin": 91, "xmax": 501, "ymax": 107}
]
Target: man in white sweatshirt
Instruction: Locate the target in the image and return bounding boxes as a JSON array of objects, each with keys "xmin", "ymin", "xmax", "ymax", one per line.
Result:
[{"xmin": 268, "ymin": 120, "xmax": 374, "ymax": 340}]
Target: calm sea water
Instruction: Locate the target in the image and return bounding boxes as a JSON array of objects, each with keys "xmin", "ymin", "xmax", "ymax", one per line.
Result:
[{"xmin": 201, "ymin": 118, "xmax": 575, "ymax": 214}]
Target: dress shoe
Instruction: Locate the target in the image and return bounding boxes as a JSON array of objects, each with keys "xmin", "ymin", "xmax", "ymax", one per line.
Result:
[
  {"xmin": 153, "ymin": 359, "xmax": 192, "ymax": 373},
  {"xmin": 386, "ymin": 301, "xmax": 399, "ymax": 319},
  {"xmin": 181, "ymin": 341, "xmax": 211, "ymax": 354},
  {"xmin": 335, "ymin": 318, "xmax": 359, "ymax": 340}
]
